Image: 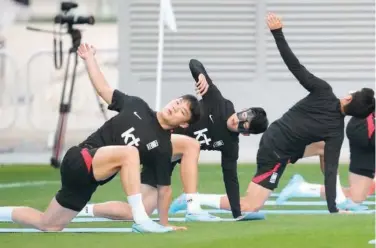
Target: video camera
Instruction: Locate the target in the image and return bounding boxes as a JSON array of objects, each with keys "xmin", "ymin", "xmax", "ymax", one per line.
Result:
[
  {"xmin": 54, "ymin": 2, "xmax": 95, "ymax": 26},
  {"xmin": 26, "ymin": 2, "xmax": 106, "ymax": 169}
]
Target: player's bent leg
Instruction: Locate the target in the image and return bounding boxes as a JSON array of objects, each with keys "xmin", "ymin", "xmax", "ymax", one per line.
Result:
[
  {"xmin": 92, "ymin": 146, "xmax": 140, "ymax": 194},
  {"xmin": 343, "ymin": 149, "xmax": 375, "ymax": 208},
  {"xmin": 170, "ymin": 135, "xmax": 219, "ymax": 221},
  {"xmin": 368, "ymin": 178, "xmax": 376, "ymax": 195},
  {"xmin": 90, "ymin": 201, "xmax": 132, "ymax": 220},
  {"xmin": 90, "ymin": 184, "xmax": 158, "ymax": 220},
  {"xmin": 171, "ymin": 135, "xmax": 206, "ymax": 214},
  {"xmin": 11, "ymin": 197, "xmax": 78, "ymax": 231},
  {"xmin": 171, "ymin": 135, "xmax": 200, "ymax": 194},
  {"xmin": 141, "ymin": 184, "xmax": 159, "ymax": 215},
  {"xmin": 302, "ymin": 141, "xmax": 325, "ymax": 158},
  {"xmin": 92, "ymin": 145, "xmax": 171, "ymax": 232},
  {"xmin": 277, "ymin": 142, "xmax": 347, "ymax": 204},
  {"xmin": 214, "ymin": 192, "xmax": 268, "ymax": 212},
  {"xmin": 252, "ymin": 156, "xmax": 288, "ymax": 208},
  {"xmin": 241, "ymin": 182, "xmax": 272, "ymax": 212},
  {"xmin": 2, "ymin": 145, "xmax": 98, "ymax": 231},
  {"xmin": 348, "ymin": 172, "xmax": 374, "ymax": 203}
]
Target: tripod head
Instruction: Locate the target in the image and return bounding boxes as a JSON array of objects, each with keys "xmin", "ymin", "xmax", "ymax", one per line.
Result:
[{"xmin": 26, "ymin": 1, "xmax": 95, "ymax": 69}]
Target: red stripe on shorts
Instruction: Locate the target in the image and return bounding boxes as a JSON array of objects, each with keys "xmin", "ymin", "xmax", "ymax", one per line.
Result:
[
  {"xmin": 252, "ymin": 163, "xmax": 281, "ymax": 184},
  {"xmin": 366, "ymin": 113, "xmax": 375, "ymax": 139},
  {"xmin": 80, "ymin": 148, "xmax": 92, "ymax": 173}
]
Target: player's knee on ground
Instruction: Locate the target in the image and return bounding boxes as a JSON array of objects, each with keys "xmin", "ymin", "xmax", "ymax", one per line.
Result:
[
  {"xmin": 240, "ymin": 197, "xmax": 263, "ymax": 212},
  {"xmin": 38, "ymin": 214, "xmax": 66, "ymax": 231},
  {"xmin": 39, "ymin": 224, "xmax": 65, "ymax": 232},
  {"xmin": 351, "ymin": 193, "xmax": 368, "ymax": 203},
  {"xmin": 349, "ymin": 173, "xmax": 374, "ymax": 203},
  {"xmin": 350, "ymin": 185, "xmax": 370, "ymax": 203}
]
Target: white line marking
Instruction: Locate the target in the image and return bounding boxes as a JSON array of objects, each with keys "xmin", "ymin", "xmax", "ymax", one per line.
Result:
[{"xmin": 0, "ymin": 181, "xmax": 59, "ymax": 189}]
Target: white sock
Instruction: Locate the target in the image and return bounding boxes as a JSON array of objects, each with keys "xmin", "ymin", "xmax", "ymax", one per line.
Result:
[
  {"xmin": 77, "ymin": 204, "xmax": 94, "ymax": 217},
  {"xmin": 185, "ymin": 193, "xmax": 203, "ymax": 214},
  {"xmin": 297, "ymin": 182, "xmax": 321, "ymax": 197},
  {"xmin": 198, "ymin": 194, "xmax": 222, "ymax": 209},
  {"xmin": 335, "ymin": 174, "xmax": 346, "ymax": 204},
  {"xmin": 0, "ymin": 207, "xmax": 14, "ymax": 221},
  {"xmin": 127, "ymin": 194, "xmax": 149, "ymax": 224}
]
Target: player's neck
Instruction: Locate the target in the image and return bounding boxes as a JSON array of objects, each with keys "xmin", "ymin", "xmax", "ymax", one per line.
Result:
[{"xmin": 156, "ymin": 111, "xmax": 173, "ymax": 130}]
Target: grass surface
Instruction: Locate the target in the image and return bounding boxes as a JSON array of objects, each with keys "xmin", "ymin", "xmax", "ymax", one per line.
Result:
[{"xmin": 0, "ymin": 164, "xmax": 374, "ymax": 248}]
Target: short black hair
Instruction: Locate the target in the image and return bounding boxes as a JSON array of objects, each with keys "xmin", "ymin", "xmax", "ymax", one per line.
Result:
[
  {"xmin": 344, "ymin": 88, "xmax": 375, "ymax": 118},
  {"xmin": 181, "ymin": 94, "xmax": 201, "ymax": 124},
  {"xmin": 248, "ymin": 107, "xmax": 269, "ymax": 134}
]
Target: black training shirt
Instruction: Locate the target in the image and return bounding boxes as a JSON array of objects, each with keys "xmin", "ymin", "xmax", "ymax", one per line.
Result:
[
  {"xmin": 265, "ymin": 28, "xmax": 345, "ymax": 213},
  {"xmin": 173, "ymin": 59, "xmax": 241, "ymax": 218},
  {"xmin": 79, "ymin": 90, "xmax": 173, "ymax": 186}
]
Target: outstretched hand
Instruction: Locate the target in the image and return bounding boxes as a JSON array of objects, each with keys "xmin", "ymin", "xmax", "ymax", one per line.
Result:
[
  {"xmin": 77, "ymin": 43, "xmax": 96, "ymax": 60},
  {"xmin": 266, "ymin": 12, "xmax": 283, "ymax": 30}
]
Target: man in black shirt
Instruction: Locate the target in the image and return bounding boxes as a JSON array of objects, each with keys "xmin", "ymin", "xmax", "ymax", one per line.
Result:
[
  {"xmin": 75, "ymin": 58, "xmax": 268, "ymax": 222},
  {"xmin": 246, "ymin": 13, "xmax": 374, "ymax": 213},
  {"xmin": 0, "ymin": 43, "xmax": 201, "ymax": 233},
  {"xmin": 277, "ymin": 112, "xmax": 375, "ymax": 209},
  {"xmin": 197, "ymin": 13, "xmax": 374, "ymax": 214},
  {"xmin": 167, "ymin": 59, "xmax": 268, "ymax": 219}
]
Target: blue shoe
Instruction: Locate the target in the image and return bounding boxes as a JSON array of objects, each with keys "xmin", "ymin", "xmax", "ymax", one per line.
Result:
[
  {"xmin": 236, "ymin": 212, "xmax": 266, "ymax": 221},
  {"xmin": 132, "ymin": 220, "xmax": 173, "ymax": 233},
  {"xmin": 337, "ymin": 199, "xmax": 369, "ymax": 211},
  {"xmin": 276, "ymin": 174, "xmax": 305, "ymax": 205},
  {"xmin": 169, "ymin": 194, "xmax": 187, "ymax": 215},
  {"xmin": 185, "ymin": 212, "xmax": 221, "ymax": 222}
]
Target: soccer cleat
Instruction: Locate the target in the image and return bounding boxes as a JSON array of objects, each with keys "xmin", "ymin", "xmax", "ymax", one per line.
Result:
[
  {"xmin": 132, "ymin": 220, "xmax": 173, "ymax": 233},
  {"xmin": 168, "ymin": 194, "xmax": 187, "ymax": 215},
  {"xmin": 276, "ymin": 174, "xmax": 305, "ymax": 205},
  {"xmin": 337, "ymin": 199, "xmax": 368, "ymax": 211},
  {"xmin": 236, "ymin": 212, "xmax": 266, "ymax": 221},
  {"xmin": 185, "ymin": 212, "xmax": 221, "ymax": 222}
]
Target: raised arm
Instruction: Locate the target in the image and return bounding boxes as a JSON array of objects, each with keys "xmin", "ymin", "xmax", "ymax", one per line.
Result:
[
  {"xmin": 78, "ymin": 43, "xmax": 114, "ymax": 104},
  {"xmin": 189, "ymin": 59, "xmax": 223, "ymax": 100},
  {"xmin": 266, "ymin": 13, "xmax": 331, "ymax": 93}
]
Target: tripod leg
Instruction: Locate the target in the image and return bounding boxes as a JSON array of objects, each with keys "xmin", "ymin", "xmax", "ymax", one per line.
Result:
[{"xmin": 50, "ymin": 51, "xmax": 73, "ymax": 168}]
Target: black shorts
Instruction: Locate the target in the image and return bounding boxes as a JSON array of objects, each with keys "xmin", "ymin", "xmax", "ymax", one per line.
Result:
[
  {"xmin": 252, "ymin": 146, "xmax": 291, "ymax": 190},
  {"xmin": 141, "ymin": 158, "xmax": 180, "ymax": 188},
  {"xmin": 349, "ymin": 145, "xmax": 375, "ymax": 179},
  {"xmin": 55, "ymin": 146, "xmax": 98, "ymax": 211}
]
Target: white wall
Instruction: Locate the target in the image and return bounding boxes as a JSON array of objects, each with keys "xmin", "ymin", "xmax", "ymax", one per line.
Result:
[
  {"xmin": 0, "ymin": 23, "xmax": 118, "ymax": 163},
  {"xmin": 117, "ymin": 0, "xmax": 375, "ymax": 164},
  {"xmin": 0, "ymin": 0, "xmax": 374, "ymax": 164}
]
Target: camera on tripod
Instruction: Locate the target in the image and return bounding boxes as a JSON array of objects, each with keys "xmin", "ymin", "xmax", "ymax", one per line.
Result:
[
  {"xmin": 25, "ymin": 1, "xmax": 105, "ymax": 168},
  {"xmin": 54, "ymin": 2, "xmax": 95, "ymax": 26}
]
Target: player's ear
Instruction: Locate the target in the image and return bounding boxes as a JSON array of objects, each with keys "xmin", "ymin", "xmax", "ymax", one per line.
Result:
[{"xmin": 179, "ymin": 123, "xmax": 189, "ymax": 129}]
